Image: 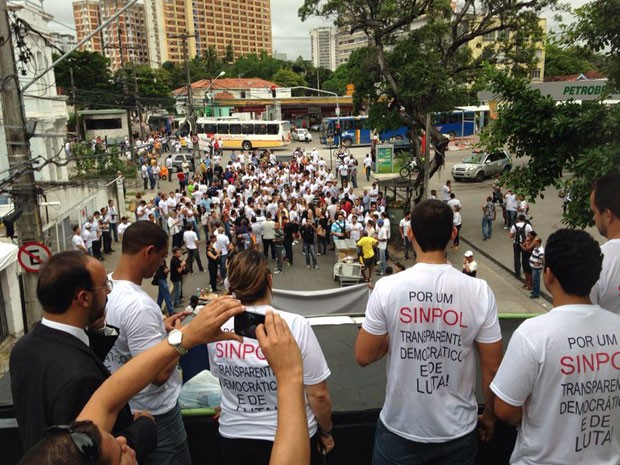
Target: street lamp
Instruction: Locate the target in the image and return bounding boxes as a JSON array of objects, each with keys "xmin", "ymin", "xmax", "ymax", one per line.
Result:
[{"xmin": 204, "ymin": 71, "xmax": 226, "ymax": 117}]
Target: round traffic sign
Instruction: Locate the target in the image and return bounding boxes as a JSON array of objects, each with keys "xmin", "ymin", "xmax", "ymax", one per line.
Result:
[{"xmin": 18, "ymin": 241, "xmax": 52, "ymax": 273}]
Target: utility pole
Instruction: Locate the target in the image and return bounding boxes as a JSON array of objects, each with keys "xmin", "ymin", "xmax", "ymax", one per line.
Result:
[
  {"xmin": 0, "ymin": 0, "xmax": 44, "ymax": 326},
  {"xmin": 170, "ymin": 32, "xmax": 198, "ymax": 170},
  {"xmin": 117, "ymin": 25, "xmax": 134, "ymax": 147},
  {"xmin": 69, "ymin": 66, "xmax": 79, "ymax": 139}
]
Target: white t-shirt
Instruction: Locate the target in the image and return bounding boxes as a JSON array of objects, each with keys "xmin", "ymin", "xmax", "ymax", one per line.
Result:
[
  {"xmin": 183, "ymin": 230, "xmax": 198, "ymax": 250},
  {"xmin": 590, "ymin": 238, "xmax": 620, "ymax": 315},
  {"xmin": 215, "ymin": 233, "xmax": 230, "ymax": 256},
  {"xmin": 362, "ymin": 263, "xmax": 501, "ymax": 442},
  {"xmin": 399, "ymin": 218, "xmax": 411, "ymax": 237},
  {"xmin": 447, "ymin": 198, "xmax": 462, "ymax": 211},
  {"xmin": 104, "ymin": 279, "xmax": 181, "ymax": 415},
  {"xmin": 347, "ymin": 221, "xmax": 364, "ymax": 242},
  {"xmin": 442, "ymin": 184, "xmax": 451, "ymax": 201},
  {"xmin": 491, "ymin": 305, "xmax": 620, "ymax": 465},
  {"xmin": 505, "ymin": 193, "xmax": 518, "ymax": 211},
  {"xmin": 208, "ymin": 305, "xmax": 330, "ymax": 441},
  {"xmin": 377, "ymin": 225, "xmax": 388, "ymax": 250},
  {"xmin": 72, "ymin": 234, "xmax": 86, "ymax": 251}
]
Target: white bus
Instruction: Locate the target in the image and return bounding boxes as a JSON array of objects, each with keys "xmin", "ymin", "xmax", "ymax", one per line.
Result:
[{"xmin": 195, "ymin": 119, "xmax": 292, "ymax": 151}]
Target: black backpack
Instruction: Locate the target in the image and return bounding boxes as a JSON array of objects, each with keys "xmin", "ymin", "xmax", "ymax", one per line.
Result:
[{"xmin": 514, "ymin": 224, "xmax": 527, "ymax": 245}]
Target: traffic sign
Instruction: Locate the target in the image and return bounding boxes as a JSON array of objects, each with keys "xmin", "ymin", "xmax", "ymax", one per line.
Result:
[{"xmin": 18, "ymin": 241, "xmax": 52, "ymax": 273}]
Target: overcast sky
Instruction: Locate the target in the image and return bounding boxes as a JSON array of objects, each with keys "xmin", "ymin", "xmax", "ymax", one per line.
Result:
[{"xmin": 41, "ymin": 0, "xmax": 587, "ymax": 61}]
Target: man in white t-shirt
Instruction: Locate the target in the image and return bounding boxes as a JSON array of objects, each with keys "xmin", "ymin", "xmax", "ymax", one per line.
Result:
[
  {"xmin": 510, "ymin": 214, "xmax": 533, "ymax": 278},
  {"xmin": 105, "ymin": 221, "xmax": 191, "ymax": 465},
  {"xmin": 183, "ymin": 223, "xmax": 204, "ymax": 273},
  {"xmin": 355, "ymin": 199, "xmax": 502, "ymax": 465},
  {"xmin": 376, "ymin": 219, "xmax": 388, "ymax": 275},
  {"xmin": 442, "ymin": 180, "xmax": 452, "ymax": 202},
  {"xmin": 491, "ymin": 229, "xmax": 620, "ymax": 465},
  {"xmin": 504, "ymin": 190, "xmax": 518, "ymax": 229},
  {"xmin": 399, "ymin": 212, "xmax": 412, "ymax": 260},
  {"xmin": 589, "ymin": 172, "xmax": 620, "ymax": 315},
  {"xmin": 72, "ymin": 224, "xmax": 87, "ymax": 253}
]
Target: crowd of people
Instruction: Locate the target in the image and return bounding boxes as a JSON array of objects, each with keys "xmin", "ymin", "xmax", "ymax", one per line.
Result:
[{"xmin": 11, "ymin": 131, "xmax": 620, "ymax": 465}]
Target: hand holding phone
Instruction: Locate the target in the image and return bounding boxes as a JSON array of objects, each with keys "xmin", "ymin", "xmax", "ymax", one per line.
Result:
[{"xmin": 234, "ymin": 311, "xmax": 266, "ymax": 339}]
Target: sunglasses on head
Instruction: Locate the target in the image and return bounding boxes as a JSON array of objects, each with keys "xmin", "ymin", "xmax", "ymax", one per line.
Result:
[{"xmin": 46, "ymin": 425, "xmax": 99, "ymax": 464}]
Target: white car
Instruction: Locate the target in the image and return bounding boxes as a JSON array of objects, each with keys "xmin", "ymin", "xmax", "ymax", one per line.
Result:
[
  {"xmin": 292, "ymin": 128, "xmax": 312, "ymax": 142},
  {"xmin": 451, "ymin": 150, "xmax": 512, "ymax": 182}
]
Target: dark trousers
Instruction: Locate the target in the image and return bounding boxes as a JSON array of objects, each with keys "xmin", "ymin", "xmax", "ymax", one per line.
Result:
[
  {"xmin": 92, "ymin": 239, "xmax": 103, "ymax": 259},
  {"xmin": 102, "ymin": 231, "xmax": 112, "ymax": 253},
  {"xmin": 263, "ymin": 238, "xmax": 275, "ymax": 260},
  {"xmin": 208, "ymin": 263, "xmax": 218, "ymax": 292},
  {"xmin": 513, "ymin": 243, "xmax": 527, "ymax": 277},
  {"xmin": 186, "ymin": 248, "xmax": 204, "ymax": 272},
  {"xmin": 172, "ymin": 232, "xmax": 183, "ymax": 249},
  {"xmin": 110, "ymin": 223, "xmax": 118, "ymax": 242},
  {"xmin": 220, "ymin": 431, "xmax": 324, "ymax": 465},
  {"xmin": 283, "ymin": 241, "xmax": 293, "ymax": 265}
]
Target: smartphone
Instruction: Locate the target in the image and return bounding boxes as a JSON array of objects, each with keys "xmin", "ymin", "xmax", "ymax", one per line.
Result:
[{"xmin": 234, "ymin": 311, "xmax": 266, "ymax": 339}]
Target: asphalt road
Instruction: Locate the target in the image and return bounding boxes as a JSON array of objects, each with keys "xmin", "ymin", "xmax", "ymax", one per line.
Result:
[{"xmin": 126, "ymin": 138, "xmax": 602, "ymax": 316}]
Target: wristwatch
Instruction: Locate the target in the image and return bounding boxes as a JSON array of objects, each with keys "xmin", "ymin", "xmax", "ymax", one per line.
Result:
[{"xmin": 167, "ymin": 329, "xmax": 188, "ymax": 356}]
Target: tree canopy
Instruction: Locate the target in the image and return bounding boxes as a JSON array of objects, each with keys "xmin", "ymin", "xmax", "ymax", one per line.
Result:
[
  {"xmin": 300, "ymin": 0, "xmax": 560, "ymax": 203},
  {"xmin": 483, "ymin": 70, "xmax": 620, "ymax": 228}
]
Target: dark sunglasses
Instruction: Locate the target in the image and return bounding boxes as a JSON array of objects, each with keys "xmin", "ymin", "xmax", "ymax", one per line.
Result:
[{"xmin": 46, "ymin": 425, "xmax": 99, "ymax": 464}]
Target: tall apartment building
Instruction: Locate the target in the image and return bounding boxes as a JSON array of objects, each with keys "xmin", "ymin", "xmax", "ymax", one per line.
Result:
[
  {"xmin": 335, "ymin": 29, "xmax": 369, "ymax": 69},
  {"xmin": 98, "ymin": 0, "xmax": 149, "ymax": 70},
  {"xmin": 144, "ymin": 0, "xmax": 273, "ymax": 67},
  {"xmin": 310, "ymin": 26, "xmax": 336, "ymax": 71},
  {"xmin": 73, "ymin": 0, "xmax": 150, "ymax": 71},
  {"xmin": 72, "ymin": 0, "xmax": 103, "ymax": 53}
]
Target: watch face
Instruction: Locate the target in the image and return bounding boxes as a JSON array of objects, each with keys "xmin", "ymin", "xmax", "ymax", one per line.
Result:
[{"xmin": 169, "ymin": 330, "xmax": 183, "ymax": 345}]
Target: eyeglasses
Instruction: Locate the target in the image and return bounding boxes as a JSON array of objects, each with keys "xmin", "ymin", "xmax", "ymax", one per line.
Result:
[
  {"xmin": 45, "ymin": 425, "xmax": 99, "ymax": 465},
  {"xmin": 89, "ymin": 279, "xmax": 113, "ymax": 294}
]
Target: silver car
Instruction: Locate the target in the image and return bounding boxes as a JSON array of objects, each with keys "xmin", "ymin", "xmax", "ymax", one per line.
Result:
[{"xmin": 451, "ymin": 150, "xmax": 512, "ymax": 182}]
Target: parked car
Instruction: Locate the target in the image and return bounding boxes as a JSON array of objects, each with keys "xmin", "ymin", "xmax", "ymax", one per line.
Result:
[
  {"xmin": 310, "ymin": 124, "xmax": 321, "ymax": 132},
  {"xmin": 170, "ymin": 154, "xmax": 194, "ymax": 173},
  {"xmin": 292, "ymin": 128, "xmax": 312, "ymax": 142},
  {"xmin": 451, "ymin": 149, "xmax": 512, "ymax": 182}
]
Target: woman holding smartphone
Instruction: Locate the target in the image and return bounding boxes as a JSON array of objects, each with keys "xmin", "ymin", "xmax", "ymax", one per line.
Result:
[{"xmin": 207, "ymin": 249, "xmax": 335, "ymax": 465}]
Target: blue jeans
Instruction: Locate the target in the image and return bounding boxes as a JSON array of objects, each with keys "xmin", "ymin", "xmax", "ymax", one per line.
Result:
[
  {"xmin": 403, "ymin": 237, "xmax": 411, "ymax": 259},
  {"xmin": 372, "ymin": 420, "xmax": 478, "ymax": 465},
  {"xmin": 378, "ymin": 248, "xmax": 387, "ymax": 274},
  {"xmin": 219, "ymin": 254, "xmax": 228, "ymax": 280},
  {"xmin": 507, "ymin": 210, "xmax": 517, "ymax": 228},
  {"xmin": 303, "ymin": 242, "xmax": 316, "ymax": 267},
  {"xmin": 157, "ymin": 279, "xmax": 174, "ymax": 315},
  {"xmin": 481, "ymin": 217, "xmax": 493, "ymax": 239},
  {"xmin": 531, "ymin": 267, "xmax": 542, "ymax": 297},
  {"xmin": 171, "ymin": 280, "xmax": 182, "ymax": 307},
  {"xmin": 143, "ymin": 403, "xmax": 191, "ymax": 465}
]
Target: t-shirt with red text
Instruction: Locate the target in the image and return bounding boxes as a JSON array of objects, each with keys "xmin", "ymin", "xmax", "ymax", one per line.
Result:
[
  {"xmin": 362, "ymin": 263, "xmax": 501, "ymax": 442},
  {"xmin": 208, "ymin": 305, "xmax": 330, "ymax": 441},
  {"xmin": 491, "ymin": 305, "xmax": 620, "ymax": 465}
]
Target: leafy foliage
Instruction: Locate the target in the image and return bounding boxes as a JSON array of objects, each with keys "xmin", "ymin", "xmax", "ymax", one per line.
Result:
[
  {"xmin": 482, "ymin": 69, "xmax": 620, "ymax": 227},
  {"xmin": 544, "ymin": 41, "xmax": 603, "ymax": 78},
  {"xmin": 569, "ymin": 0, "xmax": 620, "ymax": 87},
  {"xmin": 70, "ymin": 143, "xmax": 137, "ymax": 180}
]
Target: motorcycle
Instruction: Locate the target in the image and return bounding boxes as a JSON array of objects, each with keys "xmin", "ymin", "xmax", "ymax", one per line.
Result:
[{"xmin": 399, "ymin": 158, "xmax": 419, "ymax": 178}]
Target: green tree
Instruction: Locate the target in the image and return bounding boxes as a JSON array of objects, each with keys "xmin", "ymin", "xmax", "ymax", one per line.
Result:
[
  {"xmin": 227, "ymin": 51, "xmax": 285, "ymax": 81},
  {"xmin": 53, "ymin": 50, "xmax": 119, "ymax": 109},
  {"xmin": 544, "ymin": 41, "xmax": 602, "ymax": 77},
  {"xmin": 483, "ymin": 70, "xmax": 620, "ymax": 227},
  {"xmin": 570, "ymin": 0, "xmax": 620, "ymax": 88},
  {"xmin": 272, "ymin": 68, "xmax": 307, "ymax": 89},
  {"xmin": 300, "ymin": 0, "xmax": 560, "ymax": 203},
  {"xmin": 224, "ymin": 43, "xmax": 235, "ymax": 64}
]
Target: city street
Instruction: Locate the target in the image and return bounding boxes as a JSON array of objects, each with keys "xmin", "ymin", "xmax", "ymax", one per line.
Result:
[{"xmin": 122, "ymin": 138, "xmax": 603, "ymax": 317}]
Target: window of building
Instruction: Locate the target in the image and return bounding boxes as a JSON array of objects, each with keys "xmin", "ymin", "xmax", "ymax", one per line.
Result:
[
  {"xmin": 85, "ymin": 118, "xmax": 122, "ymax": 130},
  {"xmin": 531, "ymin": 68, "xmax": 541, "ymax": 80}
]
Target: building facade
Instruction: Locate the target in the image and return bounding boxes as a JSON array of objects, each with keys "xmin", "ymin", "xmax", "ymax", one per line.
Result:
[
  {"xmin": 335, "ymin": 29, "xmax": 368, "ymax": 69},
  {"xmin": 48, "ymin": 32, "xmax": 77, "ymax": 53},
  {"xmin": 72, "ymin": 0, "xmax": 103, "ymax": 53},
  {"xmin": 143, "ymin": 0, "xmax": 272, "ymax": 67},
  {"xmin": 310, "ymin": 26, "xmax": 336, "ymax": 71}
]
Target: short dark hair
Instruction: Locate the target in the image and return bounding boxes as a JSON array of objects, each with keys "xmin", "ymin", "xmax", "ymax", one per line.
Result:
[
  {"xmin": 545, "ymin": 229, "xmax": 602, "ymax": 297},
  {"xmin": 593, "ymin": 172, "xmax": 620, "ymax": 219},
  {"xmin": 19, "ymin": 420, "xmax": 102, "ymax": 465},
  {"xmin": 410, "ymin": 200, "xmax": 453, "ymax": 252},
  {"xmin": 36, "ymin": 252, "xmax": 93, "ymax": 314},
  {"xmin": 122, "ymin": 221, "xmax": 168, "ymax": 255}
]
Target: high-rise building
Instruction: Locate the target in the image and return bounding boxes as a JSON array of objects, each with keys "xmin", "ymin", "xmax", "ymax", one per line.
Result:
[
  {"xmin": 335, "ymin": 29, "xmax": 368, "ymax": 69},
  {"xmin": 144, "ymin": 0, "xmax": 273, "ymax": 67},
  {"xmin": 310, "ymin": 26, "xmax": 336, "ymax": 71},
  {"xmin": 98, "ymin": 0, "xmax": 149, "ymax": 70},
  {"xmin": 73, "ymin": 0, "xmax": 149, "ymax": 71},
  {"xmin": 72, "ymin": 0, "xmax": 103, "ymax": 53}
]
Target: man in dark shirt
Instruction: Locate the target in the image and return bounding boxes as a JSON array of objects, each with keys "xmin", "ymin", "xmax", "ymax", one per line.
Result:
[
  {"xmin": 282, "ymin": 215, "xmax": 299, "ymax": 266},
  {"xmin": 169, "ymin": 246, "xmax": 186, "ymax": 308},
  {"xmin": 10, "ymin": 251, "xmax": 155, "ymax": 459}
]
